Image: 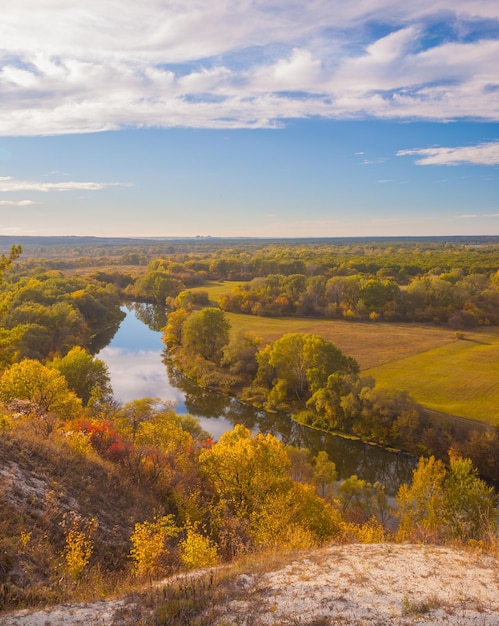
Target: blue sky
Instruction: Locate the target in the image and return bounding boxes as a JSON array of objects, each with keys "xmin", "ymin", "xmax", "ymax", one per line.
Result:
[{"xmin": 0, "ymin": 1, "xmax": 498, "ymax": 238}]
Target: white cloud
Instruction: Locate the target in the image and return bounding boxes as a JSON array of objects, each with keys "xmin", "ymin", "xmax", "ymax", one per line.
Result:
[
  {"xmin": 0, "ymin": 199, "xmax": 37, "ymax": 205},
  {"xmin": 397, "ymin": 141, "xmax": 499, "ymax": 165},
  {"xmin": 0, "ymin": 177, "xmax": 131, "ymax": 192},
  {"xmin": 0, "ymin": 1, "xmax": 498, "ymax": 133}
]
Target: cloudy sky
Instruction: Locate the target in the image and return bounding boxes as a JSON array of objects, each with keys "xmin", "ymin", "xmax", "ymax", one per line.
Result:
[{"xmin": 0, "ymin": 0, "xmax": 498, "ymax": 238}]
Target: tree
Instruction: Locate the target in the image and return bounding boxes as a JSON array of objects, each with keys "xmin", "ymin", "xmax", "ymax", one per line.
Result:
[
  {"xmin": 163, "ymin": 308, "xmax": 190, "ymax": 347},
  {"xmin": 115, "ymin": 397, "xmax": 165, "ymax": 443},
  {"xmin": 50, "ymin": 346, "xmax": 112, "ymax": 406},
  {"xmin": 179, "ymin": 524, "xmax": 219, "ymax": 570},
  {"xmin": 0, "ymin": 244, "xmax": 22, "ymax": 284},
  {"xmin": 199, "ymin": 424, "xmax": 291, "ymax": 519},
  {"xmin": 0, "ymin": 359, "xmax": 82, "ymax": 420},
  {"xmin": 129, "ymin": 515, "xmax": 179, "ymax": 579},
  {"xmin": 182, "ymin": 308, "xmax": 230, "ymax": 364},
  {"xmin": 396, "ymin": 456, "xmax": 446, "ymax": 541},
  {"xmin": 221, "ymin": 331, "xmax": 261, "ymax": 378},
  {"xmin": 338, "ymin": 475, "xmax": 388, "ymax": 525},
  {"xmin": 131, "ymin": 270, "xmax": 184, "ymax": 304},
  {"xmin": 442, "ymin": 451, "xmax": 497, "ymax": 541},
  {"xmin": 260, "ymin": 333, "xmax": 358, "ymax": 409},
  {"xmin": 286, "ymin": 445, "xmax": 314, "ymax": 483},
  {"xmin": 313, "ymin": 451, "xmax": 337, "ymax": 499},
  {"xmin": 396, "ymin": 454, "xmax": 497, "ymax": 542}
]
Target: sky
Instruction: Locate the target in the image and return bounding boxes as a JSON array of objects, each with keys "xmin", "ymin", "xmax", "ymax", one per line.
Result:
[{"xmin": 0, "ymin": 0, "xmax": 498, "ymax": 238}]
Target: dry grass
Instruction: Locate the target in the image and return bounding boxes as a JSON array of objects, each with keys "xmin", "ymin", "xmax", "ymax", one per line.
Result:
[
  {"xmin": 3, "ymin": 543, "xmax": 499, "ymax": 625},
  {"xmin": 225, "ymin": 313, "xmax": 456, "ymax": 370}
]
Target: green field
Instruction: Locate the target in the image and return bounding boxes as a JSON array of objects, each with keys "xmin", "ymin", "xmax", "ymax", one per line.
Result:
[
  {"xmin": 365, "ymin": 328, "xmax": 499, "ymax": 425},
  {"xmin": 189, "ymin": 280, "xmax": 248, "ymax": 302}
]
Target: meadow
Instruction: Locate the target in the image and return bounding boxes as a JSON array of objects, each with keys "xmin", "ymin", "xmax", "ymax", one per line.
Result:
[{"xmin": 365, "ymin": 328, "xmax": 499, "ymax": 425}]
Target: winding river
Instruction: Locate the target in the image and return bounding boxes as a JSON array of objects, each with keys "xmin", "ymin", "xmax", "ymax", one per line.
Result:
[{"xmin": 97, "ymin": 303, "xmax": 417, "ymax": 495}]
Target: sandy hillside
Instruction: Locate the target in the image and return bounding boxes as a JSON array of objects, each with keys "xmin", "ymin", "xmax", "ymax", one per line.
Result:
[{"xmin": 1, "ymin": 543, "xmax": 498, "ymax": 625}]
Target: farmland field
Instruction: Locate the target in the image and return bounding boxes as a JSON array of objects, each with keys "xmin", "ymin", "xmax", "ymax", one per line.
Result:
[
  {"xmin": 224, "ymin": 313, "xmax": 455, "ymax": 370},
  {"xmin": 365, "ymin": 328, "xmax": 499, "ymax": 425}
]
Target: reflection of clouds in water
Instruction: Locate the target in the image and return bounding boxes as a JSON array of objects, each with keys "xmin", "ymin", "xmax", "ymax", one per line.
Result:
[
  {"xmin": 197, "ymin": 416, "xmax": 235, "ymax": 441},
  {"xmin": 99, "ymin": 347, "xmax": 186, "ymax": 408}
]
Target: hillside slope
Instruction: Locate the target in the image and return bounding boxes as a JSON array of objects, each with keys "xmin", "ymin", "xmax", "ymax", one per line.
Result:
[{"xmin": 2, "ymin": 543, "xmax": 499, "ymax": 625}]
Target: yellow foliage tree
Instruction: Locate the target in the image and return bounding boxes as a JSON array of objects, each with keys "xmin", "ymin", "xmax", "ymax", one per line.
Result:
[
  {"xmin": 179, "ymin": 525, "xmax": 219, "ymax": 570},
  {"xmin": 129, "ymin": 515, "xmax": 179, "ymax": 579},
  {"xmin": 62, "ymin": 515, "xmax": 97, "ymax": 580},
  {"xmin": 0, "ymin": 359, "xmax": 82, "ymax": 421}
]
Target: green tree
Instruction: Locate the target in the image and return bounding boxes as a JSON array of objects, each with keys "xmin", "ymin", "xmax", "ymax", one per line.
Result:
[
  {"xmin": 50, "ymin": 346, "xmax": 112, "ymax": 407},
  {"xmin": 182, "ymin": 308, "xmax": 230, "ymax": 364},
  {"xmin": 131, "ymin": 270, "xmax": 184, "ymax": 304},
  {"xmin": 260, "ymin": 333, "xmax": 358, "ymax": 409}
]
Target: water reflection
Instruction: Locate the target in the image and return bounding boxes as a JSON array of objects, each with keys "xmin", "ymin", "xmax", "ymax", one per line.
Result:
[
  {"xmin": 98, "ymin": 346, "xmax": 186, "ymax": 407},
  {"xmin": 127, "ymin": 301, "xmax": 167, "ymax": 332},
  {"xmin": 98, "ymin": 304, "xmax": 417, "ymax": 494},
  {"xmin": 163, "ymin": 352, "xmax": 416, "ymax": 491}
]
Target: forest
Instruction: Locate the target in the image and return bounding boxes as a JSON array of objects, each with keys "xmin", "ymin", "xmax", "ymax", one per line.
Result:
[{"xmin": 0, "ymin": 236, "xmax": 498, "ymax": 615}]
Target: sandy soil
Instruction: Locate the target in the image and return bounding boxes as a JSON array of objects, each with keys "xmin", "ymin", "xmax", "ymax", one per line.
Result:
[{"xmin": 1, "ymin": 543, "xmax": 498, "ymax": 625}]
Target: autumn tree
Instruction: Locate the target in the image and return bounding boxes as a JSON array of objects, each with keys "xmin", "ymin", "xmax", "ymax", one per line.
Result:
[
  {"xmin": 0, "ymin": 244, "xmax": 22, "ymax": 280},
  {"xmin": 50, "ymin": 346, "xmax": 112, "ymax": 407},
  {"xmin": 258, "ymin": 333, "xmax": 358, "ymax": 410},
  {"xmin": 199, "ymin": 424, "xmax": 291, "ymax": 519},
  {"xmin": 129, "ymin": 515, "xmax": 179, "ymax": 579},
  {"xmin": 0, "ymin": 359, "xmax": 82, "ymax": 420},
  {"xmin": 396, "ymin": 454, "xmax": 497, "ymax": 542},
  {"xmin": 313, "ymin": 450, "xmax": 338, "ymax": 499},
  {"xmin": 199, "ymin": 425, "xmax": 340, "ymax": 549},
  {"xmin": 163, "ymin": 308, "xmax": 189, "ymax": 347},
  {"xmin": 221, "ymin": 330, "xmax": 261, "ymax": 378},
  {"xmin": 338, "ymin": 475, "xmax": 388, "ymax": 525}
]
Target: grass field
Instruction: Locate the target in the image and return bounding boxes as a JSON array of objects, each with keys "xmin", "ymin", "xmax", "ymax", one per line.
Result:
[
  {"xmin": 225, "ymin": 313, "xmax": 456, "ymax": 371},
  {"xmin": 364, "ymin": 328, "xmax": 499, "ymax": 425},
  {"xmin": 190, "ymin": 280, "xmax": 246, "ymax": 297},
  {"xmin": 190, "ymin": 282, "xmax": 498, "ymax": 424}
]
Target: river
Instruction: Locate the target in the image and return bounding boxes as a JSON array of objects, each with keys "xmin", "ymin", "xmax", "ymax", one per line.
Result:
[{"xmin": 97, "ymin": 303, "xmax": 417, "ymax": 494}]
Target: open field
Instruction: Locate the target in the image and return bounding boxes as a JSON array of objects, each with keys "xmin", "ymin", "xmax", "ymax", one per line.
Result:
[
  {"xmin": 190, "ymin": 280, "xmax": 248, "ymax": 301},
  {"xmin": 365, "ymin": 327, "xmax": 499, "ymax": 425},
  {"xmin": 225, "ymin": 312, "xmax": 456, "ymax": 370}
]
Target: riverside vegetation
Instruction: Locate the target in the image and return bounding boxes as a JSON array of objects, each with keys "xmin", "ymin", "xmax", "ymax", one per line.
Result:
[{"xmin": 0, "ymin": 237, "xmax": 498, "ymax": 620}]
